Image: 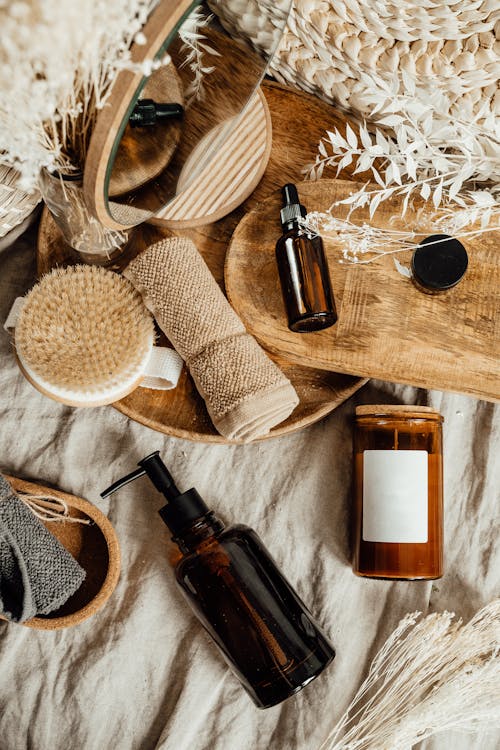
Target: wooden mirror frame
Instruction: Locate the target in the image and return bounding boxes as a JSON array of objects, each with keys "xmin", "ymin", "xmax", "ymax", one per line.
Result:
[
  {"xmin": 84, "ymin": 0, "xmax": 283, "ymax": 231},
  {"xmin": 84, "ymin": 0, "xmax": 196, "ymax": 231}
]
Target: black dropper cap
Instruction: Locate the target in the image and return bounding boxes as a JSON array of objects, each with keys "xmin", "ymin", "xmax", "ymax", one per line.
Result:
[
  {"xmin": 100, "ymin": 451, "xmax": 209, "ymax": 536},
  {"xmin": 280, "ymin": 183, "xmax": 307, "ymax": 231},
  {"xmin": 129, "ymin": 99, "xmax": 184, "ymax": 128}
]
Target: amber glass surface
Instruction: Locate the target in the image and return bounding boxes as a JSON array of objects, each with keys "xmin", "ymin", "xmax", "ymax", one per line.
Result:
[
  {"xmin": 174, "ymin": 514, "xmax": 334, "ymax": 708},
  {"xmin": 275, "ymin": 230, "xmax": 337, "ymax": 332},
  {"xmin": 353, "ymin": 408, "xmax": 443, "ymax": 580}
]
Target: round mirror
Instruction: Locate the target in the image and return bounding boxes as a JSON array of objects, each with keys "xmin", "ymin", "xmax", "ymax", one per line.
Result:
[{"xmin": 84, "ymin": 0, "xmax": 291, "ymax": 230}]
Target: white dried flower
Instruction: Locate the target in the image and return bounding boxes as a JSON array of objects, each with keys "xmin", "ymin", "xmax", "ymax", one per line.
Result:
[
  {"xmin": 305, "ymin": 88, "xmax": 500, "ymax": 258},
  {"xmin": 0, "ymin": 0, "xmax": 161, "ymax": 187},
  {"xmin": 320, "ymin": 600, "xmax": 500, "ymax": 750},
  {"xmin": 179, "ymin": 7, "xmax": 221, "ymax": 105}
]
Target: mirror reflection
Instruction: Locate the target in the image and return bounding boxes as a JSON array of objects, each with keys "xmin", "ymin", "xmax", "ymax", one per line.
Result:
[{"xmin": 105, "ymin": 0, "xmax": 291, "ymax": 226}]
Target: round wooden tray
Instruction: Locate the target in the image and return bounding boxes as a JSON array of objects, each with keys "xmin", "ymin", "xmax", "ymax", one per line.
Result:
[
  {"xmin": 37, "ymin": 82, "xmax": 369, "ymax": 442},
  {"xmin": 225, "ymin": 178, "xmax": 500, "ymax": 403},
  {"xmin": 4, "ymin": 475, "xmax": 120, "ymax": 630}
]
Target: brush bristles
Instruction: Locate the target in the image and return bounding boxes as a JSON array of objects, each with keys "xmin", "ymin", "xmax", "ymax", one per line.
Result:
[{"xmin": 16, "ymin": 266, "xmax": 154, "ymax": 400}]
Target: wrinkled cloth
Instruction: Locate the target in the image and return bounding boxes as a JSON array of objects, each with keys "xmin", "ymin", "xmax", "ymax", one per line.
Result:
[
  {"xmin": 0, "ymin": 228, "xmax": 498, "ymax": 750},
  {"xmin": 0, "ymin": 475, "xmax": 85, "ymax": 622}
]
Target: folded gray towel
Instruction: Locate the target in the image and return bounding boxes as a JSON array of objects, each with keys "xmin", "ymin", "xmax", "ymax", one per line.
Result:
[{"xmin": 0, "ymin": 476, "xmax": 86, "ymax": 623}]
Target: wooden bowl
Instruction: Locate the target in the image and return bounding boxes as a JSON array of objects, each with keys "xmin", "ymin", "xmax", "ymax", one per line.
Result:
[{"xmin": 4, "ymin": 476, "xmax": 120, "ymax": 630}]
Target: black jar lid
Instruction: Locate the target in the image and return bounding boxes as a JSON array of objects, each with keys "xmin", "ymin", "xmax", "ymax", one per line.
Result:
[{"xmin": 411, "ymin": 234, "xmax": 468, "ymax": 291}]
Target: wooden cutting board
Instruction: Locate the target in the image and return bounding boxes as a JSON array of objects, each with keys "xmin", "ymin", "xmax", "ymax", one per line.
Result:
[
  {"xmin": 37, "ymin": 82, "xmax": 369, "ymax": 442},
  {"xmin": 225, "ymin": 178, "xmax": 499, "ymax": 403}
]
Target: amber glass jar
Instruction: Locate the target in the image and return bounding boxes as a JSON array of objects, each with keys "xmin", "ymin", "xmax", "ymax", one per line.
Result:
[{"xmin": 353, "ymin": 405, "xmax": 443, "ymax": 580}]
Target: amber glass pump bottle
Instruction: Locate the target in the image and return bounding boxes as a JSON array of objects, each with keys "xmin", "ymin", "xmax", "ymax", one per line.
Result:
[
  {"xmin": 275, "ymin": 183, "xmax": 337, "ymax": 332},
  {"xmin": 101, "ymin": 452, "xmax": 335, "ymax": 708}
]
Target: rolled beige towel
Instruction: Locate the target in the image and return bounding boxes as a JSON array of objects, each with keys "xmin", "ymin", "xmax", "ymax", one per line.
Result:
[{"xmin": 123, "ymin": 237, "xmax": 299, "ymax": 442}]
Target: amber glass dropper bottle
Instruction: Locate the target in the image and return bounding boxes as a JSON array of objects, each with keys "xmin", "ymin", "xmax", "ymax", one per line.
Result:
[
  {"xmin": 101, "ymin": 452, "xmax": 335, "ymax": 709},
  {"xmin": 276, "ymin": 183, "xmax": 337, "ymax": 332}
]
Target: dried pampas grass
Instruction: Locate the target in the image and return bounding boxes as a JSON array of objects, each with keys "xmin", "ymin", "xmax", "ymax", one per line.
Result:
[
  {"xmin": 215, "ymin": 0, "xmax": 499, "ymax": 261},
  {"xmin": 0, "ymin": 0, "xmax": 161, "ymax": 188},
  {"xmin": 0, "ymin": 2, "xmax": 226, "ymax": 192},
  {"xmin": 320, "ymin": 600, "xmax": 500, "ymax": 750}
]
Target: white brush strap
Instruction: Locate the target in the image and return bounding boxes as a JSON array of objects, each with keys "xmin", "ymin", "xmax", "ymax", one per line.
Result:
[
  {"xmin": 4, "ymin": 297, "xmax": 183, "ymax": 391},
  {"xmin": 4, "ymin": 297, "xmax": 24, "ymax": 332},
  {"xmin": 141, "ymin": 346, "xmax": 183, "ymax": 390}
]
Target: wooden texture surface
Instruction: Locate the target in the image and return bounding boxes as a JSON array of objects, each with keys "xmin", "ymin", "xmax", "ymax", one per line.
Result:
[
  {"xmin": 225, "ymin": 178, "xmax": 499, "ymax": 403},
  {"xmin": 37, "ymin": 82, "xmax": 369, "ymax": 442},
  {"xmin": 5, "ymin": 475, "xmax": 120, "ymax": 630},
  {"xmin": 147, "ymin": 26, "xmax": 266, "ymax": 227},
  {"xmin": 153, "ymin": 89, "xmax": 272, "ymax": 227}
]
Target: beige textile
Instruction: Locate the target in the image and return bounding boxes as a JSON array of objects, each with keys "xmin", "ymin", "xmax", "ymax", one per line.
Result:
[
  {"xmin": 0, "ymin": 229, "xmax": 499, "ymax": 750},
  {"xmin": 124, "ymin": 237, "xmax": 299, "ymax": 442}
]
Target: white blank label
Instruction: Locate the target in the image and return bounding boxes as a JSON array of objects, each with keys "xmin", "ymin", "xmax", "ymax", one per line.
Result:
[{"xmin": 362, "ymin": 450, "xmax": 428, "ymax": 543}]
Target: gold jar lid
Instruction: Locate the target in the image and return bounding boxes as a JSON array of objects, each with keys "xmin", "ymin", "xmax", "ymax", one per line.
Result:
[{"xmin": 355, "ymin": 404, "xmax": 443, "ymax": 421}]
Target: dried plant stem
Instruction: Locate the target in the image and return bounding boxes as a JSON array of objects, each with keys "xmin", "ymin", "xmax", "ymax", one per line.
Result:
[
  {"xmin": 303, "ymin": 212, "xmax": 499, "ymax": 265},
  {"xmin": 320, "ymin": 600, "xmax": 500, "ymax": 750},
  {"xmin": 179, "ymin": 7, "xmax": 221, "ymax": 105}
]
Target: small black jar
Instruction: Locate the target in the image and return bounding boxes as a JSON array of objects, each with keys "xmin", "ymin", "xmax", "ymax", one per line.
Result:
[{"xmin": 411, "ymin": 234, "xmax": 468, "ymax": 294}]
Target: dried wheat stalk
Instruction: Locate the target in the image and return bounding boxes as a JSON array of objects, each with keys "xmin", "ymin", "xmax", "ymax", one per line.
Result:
[{"xmin": 320, "ymin": 600, "xmax": 500, "ymax": 750}]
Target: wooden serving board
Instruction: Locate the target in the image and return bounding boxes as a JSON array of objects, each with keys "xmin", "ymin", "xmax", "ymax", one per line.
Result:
[
  {"xmin": 225, "ymin": 178, "xmax": 500, "ymax": 403},
  {"xmin": 37, "ymin": 82, "xmax": 369, "ymax": 442}
]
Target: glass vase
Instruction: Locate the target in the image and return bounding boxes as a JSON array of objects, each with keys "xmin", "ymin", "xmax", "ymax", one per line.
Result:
[{"xmin": 39, "ymin": 169, "xmax": 128, "ymax": 264}]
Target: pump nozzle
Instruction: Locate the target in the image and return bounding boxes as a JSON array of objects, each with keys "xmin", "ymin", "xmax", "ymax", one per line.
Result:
[
  {"xmin": 100, "ymin": 451, "xmax": 210, "ymax": 536},
  {"xmin": 101, "ymin": 451, "xmax": 179, "ymax": 500},
  {"xmin": 100, "ymin": 467, "xmax": 146, "ymax": 498}
]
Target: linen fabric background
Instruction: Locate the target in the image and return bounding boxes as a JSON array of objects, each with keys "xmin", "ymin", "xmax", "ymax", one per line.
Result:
[{"xmin": 0, "ymin": 229, "xmax": 498, "ymax": 750}]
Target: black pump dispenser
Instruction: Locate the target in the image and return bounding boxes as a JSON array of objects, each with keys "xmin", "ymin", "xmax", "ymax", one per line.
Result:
[
  {"xmin": 280, "ymin": 183, "xmax": 307, "ymax": 231},
  {"xmin": 100, "ymin": 451, "xmax": 335, "ymax": 709},
  {"xmin": 101, "ymin": 451, "xmax": 209, "ymax": 535}
]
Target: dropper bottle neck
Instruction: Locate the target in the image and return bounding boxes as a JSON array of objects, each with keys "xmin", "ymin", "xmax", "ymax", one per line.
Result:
[{"xmin": 280, "ymin": 183, "xmax": 307, "ymax": 232}]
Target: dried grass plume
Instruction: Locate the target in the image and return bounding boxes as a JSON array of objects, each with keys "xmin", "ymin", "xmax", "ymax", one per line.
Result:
[{"xmin": 320, "ymin": 599, "xmax": 500, "ymax": 750}]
